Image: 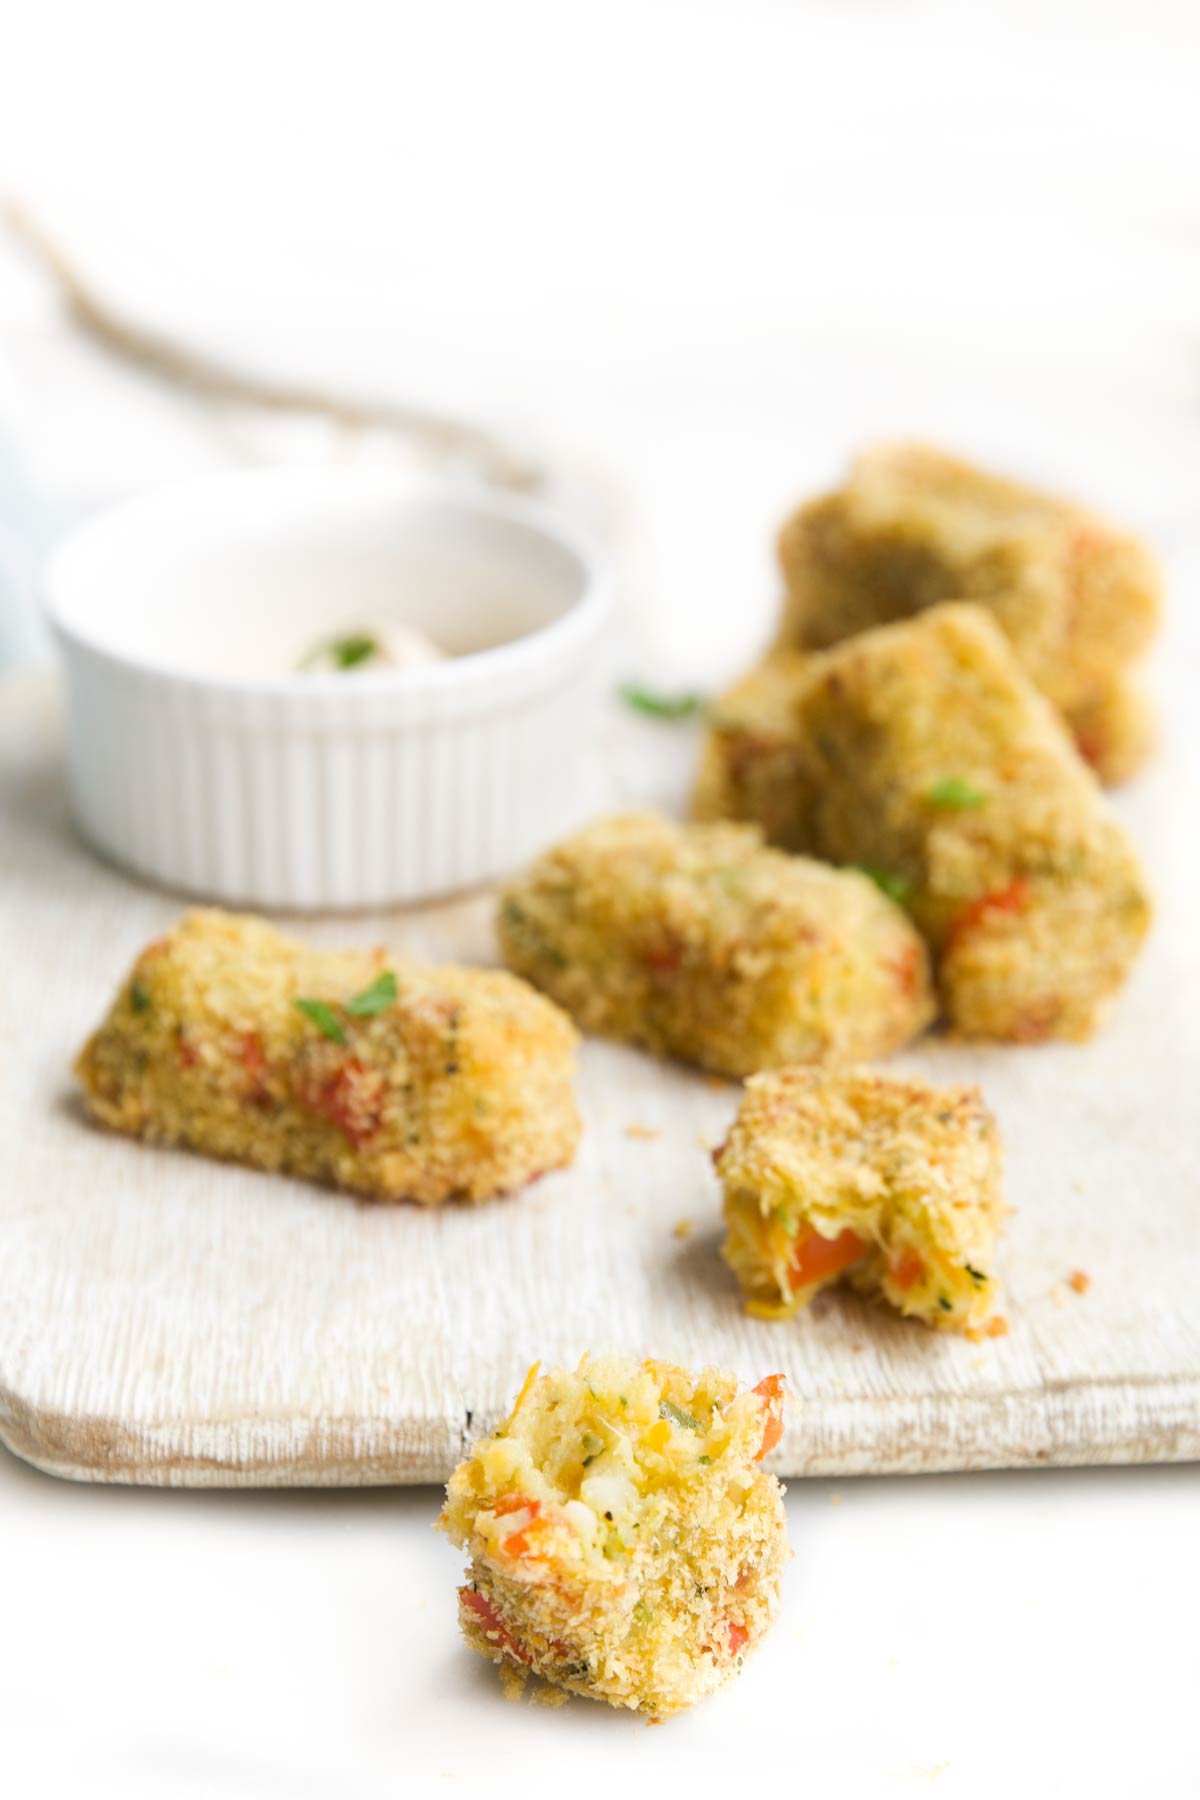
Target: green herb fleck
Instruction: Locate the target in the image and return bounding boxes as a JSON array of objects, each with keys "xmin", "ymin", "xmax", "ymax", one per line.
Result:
[
  {"xmin": 660, "ymin": 1399, "xmax": 700, "ymax": 1431},
  {"xmin": 297, "ymin": 633, "xmax": 381, "ymax": 673},
  {"xmin": 619, "ymin": 683, "xmax": 706, "ymax": 722},
  {"xmin": 130, "ymin": 982, "xmax": 151, "ymax": 1013},
  {"xmin": 697, "ymin": 1454, "xmax": 713, "ymax": 1466},
  {"xmin": 965, "ymin": 1263, "xmax": 987, "ymax": 1287},
  {"xmin": 938, "ymin": 1295, "xmax": 954, "ymax": 1312},
  {"xmin": 292, "ymin": 998, "xmax": 347, "ymax": 1044},
  {"xmin": 928, "ymin": 775, "xmax": 986, "ymax": 810},
  {"xmin": 633, "ymin": 1600, "xmax": 654, "ymax": 1626},
  {"xmin": 345, "ymin": 970, "xmax": 397, "ymax": 1016},
  {"xmin": 852, "ymin": 863, "xmax": 915, "ymax": 904}
]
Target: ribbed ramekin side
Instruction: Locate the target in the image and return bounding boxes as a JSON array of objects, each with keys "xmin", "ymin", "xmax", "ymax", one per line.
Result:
[{"xmin": 56, "ymin": 621, "xmax": 607, "ymax": 910}]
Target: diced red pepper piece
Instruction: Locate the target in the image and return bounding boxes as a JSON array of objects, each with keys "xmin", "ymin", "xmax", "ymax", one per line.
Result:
[
  {"xmin": 459, "ymin": 1587, "xmax": 531, "ymax": 1664},
  {"xmin": 301, "ymin": 1057, "xmax": 382, "ymax": 1148},
  {"xmin": 947, "ymin": 879, "xmax": 1031, "ymax": 950},
  {"xmin": 787, "ymin": 1225, "xmax": 866, "ymax": 1293},
  {"xmin": 752, "ymin": 1374, "xmax": 785, "ymax": 1459},
  {"xmin": 890, "ymin": 1250, "xmax": 925, "ymax": 1292}
]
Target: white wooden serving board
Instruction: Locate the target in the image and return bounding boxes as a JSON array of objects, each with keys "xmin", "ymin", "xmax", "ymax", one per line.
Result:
[{"xmin": 1, "ymin": 671, "xmax": 1198, "ymax": 1487}]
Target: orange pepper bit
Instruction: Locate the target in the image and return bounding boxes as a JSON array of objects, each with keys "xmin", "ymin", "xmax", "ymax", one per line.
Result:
[
  {"xmin": 787, "ymin": 1225, "xmax": 867, "ymax": 1293},
  {"xmin": 947, "ymin": 878, "xmax": 1032, "ymax": 952},
  {"xmin": 752, "ymin": 1374, "xmax": 786, "ymax": 1460},
  {"xmin": 889, "ymin": 1250, "xmax": 925, "ymax": 1293},
  {"xmin": 492, "ymin": 1493, "xmax": 554, "ymax": 1560}
]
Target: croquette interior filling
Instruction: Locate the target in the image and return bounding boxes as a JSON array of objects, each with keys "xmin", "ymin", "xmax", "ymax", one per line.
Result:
[
  {"xmin": 440, "ymin": 1357, "xmax": 788, "ymax": 1716},
  {"xmin": 718, "ymin": 1070, "xmax": 1005, "ymax": 1334}
]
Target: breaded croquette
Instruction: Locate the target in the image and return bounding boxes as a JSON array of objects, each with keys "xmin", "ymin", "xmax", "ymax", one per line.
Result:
[
  {"xmin": 694, "ymin": 605, "xmax": 1151, "ymax": 1041},
  {"xmin": 775, "ymin": 442, "xmax": 1161, "ymax": 781},
  {"xmin": 498, "ymin": 812, "xmax": 934, "ymax": 1077},
  {"xmin": 717, "ymin": 1067, "xmax": 1006, "ymax": 1334},
  {"xmin": 75, "ymin": 909, "xmax": 581, "ymax": 1204},
  {"xmin": 439, "ymin": 1355, "xmax": 789, "ymax": 1716}
]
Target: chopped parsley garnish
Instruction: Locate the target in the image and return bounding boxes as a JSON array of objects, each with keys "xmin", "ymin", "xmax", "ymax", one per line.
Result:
[
  {"xmin": 130, "ymin": 982, "xmax": 151, "ymax": 1013},
  {"xmin": 298, "ymin": 632, "xmax": 382, "ymax": 673},
  {"xmin": 965, "ymin": 1263, "xmax": 987, "ymax": 1287},
  {"xmin": 619, "ymin": 683, "xmax": 706, "ymax": 721},
  {"xmin": 292, "ymin": 998, "xmax": 347, "ymax": 1044},
  {"xmin": 659, "ymin": 1399, "xmax": 700, "ymax": 1431},
  {"xmin": 345, "ymin": 970, "xmax": 397, "ymax": 1016},
  {"xmin": 697, "ymin": 1454, "xmax": 713, "ymax": 1465},
  {"xmin": 852, "ymin": 863, "xmax": 915, "ymax": 904},
  {"xmin": 938, "ymin": 1295, "xmax": 954, "ymax": 1312},
  {"xmin": 927, "ymin": 775, "xmax": 986, "ymax": 810},
  {"xmin": 633, "ymin": 1600, "xmax": 654, "ymax": 1625}
]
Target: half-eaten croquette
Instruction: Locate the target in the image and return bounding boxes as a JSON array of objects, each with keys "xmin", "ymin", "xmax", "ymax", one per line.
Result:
[
  {"xmin": 694, "ymin": 605, "xmax": 1151, "ymax": 1042},
  {"xmin": 75, "ymin": 909, "xmax": 581, "ymax": 1204},
  {"xmin": 439, "ymin": 1356, "xmax": 790, "ymax": 1716},
  {"xmin": 498, "ymin": 813, "xmax": 934, "ymax": 1077},
  {"xmin": 774, "ymin": 441, "xmax": 1161, "ymax": 780},
  {"xmin": 717, "ymin": 1067, "xmax": 1006, "ymax": 1334}
]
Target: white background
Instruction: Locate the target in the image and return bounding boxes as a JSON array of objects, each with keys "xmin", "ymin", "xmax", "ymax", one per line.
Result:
[{"xmin": 1, "ymin": 2, "xmax": 1198, "ymax": 1794}]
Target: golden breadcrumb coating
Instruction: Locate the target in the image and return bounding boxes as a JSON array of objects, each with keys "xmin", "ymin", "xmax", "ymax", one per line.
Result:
[
  {"xmin": 694, "ymin": 605, "xmax": 1151, "ymax": 1042},
  {"xmin": 717, "ymin": 1068, "xmax": 1006, "ymax": 1334},
  {"xmin": 439, "ymin": 1355, "xmax": 790, "ymax": 1717},
  {"xmin": 1062, "ymin": 664, "xmax": 1155, "ymax": 787},
  {"xmin": 775, "ymin": 442, "xmax": 1161, "ymax": 782},
  {"xmin": 75, "ymin": 909, "xmax": 580, "ymax": 1204},
  {"xmin": 498, "ymin": 812, "xmax": 934, "ymax": 1077}
]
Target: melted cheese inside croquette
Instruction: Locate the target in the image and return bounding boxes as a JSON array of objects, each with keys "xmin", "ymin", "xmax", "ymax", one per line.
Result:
[{"xmin": 439, "ymin": 1356, "xmax": 790, "ymax": 1717}]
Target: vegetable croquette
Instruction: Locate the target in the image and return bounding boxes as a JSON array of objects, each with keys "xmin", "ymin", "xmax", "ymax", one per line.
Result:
[
  {"xmin": 75, "ymin": 909, "xmax": 580, "ymax": 1204},
  {"xmin": 775, "ymin": 442, "xmax": 1161, "ymax": 782},
  {"xmin": 439, "ymin": 1355, "xmax": 789, "ymax": 1716},
  {"xmin": 498, "ymin": 812, "xmax": 934, "ymax": 1077},
  {"xmin": 694, "ymin": 605, "xmax": 1151, "ymax": 1041},
  {"xmin": 717, "ymin": 1067, "xmax": 1006, "ymax": 1334}
]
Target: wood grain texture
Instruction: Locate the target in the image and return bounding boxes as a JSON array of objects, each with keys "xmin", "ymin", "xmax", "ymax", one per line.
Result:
[{"xmin": 1, "ymin": 672, "xmax": 1197, "ymax": 1486}]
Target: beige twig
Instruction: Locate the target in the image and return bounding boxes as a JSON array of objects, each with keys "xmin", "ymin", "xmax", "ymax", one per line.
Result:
[{"xmin": 2, "ymin": 197, "xmax": 544, "ymax": 491}]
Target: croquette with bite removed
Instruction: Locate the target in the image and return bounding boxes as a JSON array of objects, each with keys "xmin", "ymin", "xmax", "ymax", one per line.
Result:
[
  {"xmin": 718, "ymin": 1067, "xmax": 1006, "ymax": 1334},
  {"xmin": 439, "ymin": 1355, "xmax": 790, "ymax": 1717}
]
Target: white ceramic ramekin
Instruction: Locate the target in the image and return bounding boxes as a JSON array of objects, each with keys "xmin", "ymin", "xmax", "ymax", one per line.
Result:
[{"xmin": 44, "ymin": 469, "xmax": 611, "ymax": 909}]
